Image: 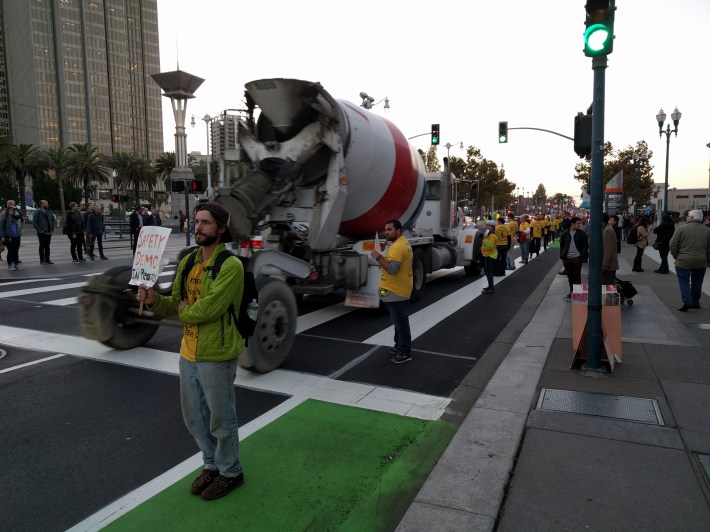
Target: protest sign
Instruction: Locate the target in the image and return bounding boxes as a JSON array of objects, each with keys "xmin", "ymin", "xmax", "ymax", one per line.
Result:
[{"xmin": 129, "ymin": 226, "xmax": 172, "ymax": 314}]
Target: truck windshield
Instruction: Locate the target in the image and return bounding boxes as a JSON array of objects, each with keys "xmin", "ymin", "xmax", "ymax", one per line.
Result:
[{"xmin": 425, "ymin": 181, "xmax": 441, "ymax": 201}]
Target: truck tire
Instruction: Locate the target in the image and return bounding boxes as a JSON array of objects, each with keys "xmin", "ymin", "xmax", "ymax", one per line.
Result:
[
  {"xmin": 464, "ymin": 259, "xmax": 482, "ymax": 277},
  {"xmin": 410, "ymin": 249, "xmax": 426, "ymax": 301},
  {"xmin": 79, "ymin": 265, "xmax": 159, "ymax": 350},
  {"xmin": 239, "ymin": 277, "xmax": 297, "ymax": 373}
]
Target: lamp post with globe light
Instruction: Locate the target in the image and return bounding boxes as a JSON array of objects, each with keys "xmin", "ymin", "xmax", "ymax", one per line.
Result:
[{"xmin": 656, "ymin": 107, "xmax": 682, "ymax": 216}]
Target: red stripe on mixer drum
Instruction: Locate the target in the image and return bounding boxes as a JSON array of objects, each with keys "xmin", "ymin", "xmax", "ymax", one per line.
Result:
[{"xmin": 339, "ymin": 117, "xmax": 419, "ymax": 236}]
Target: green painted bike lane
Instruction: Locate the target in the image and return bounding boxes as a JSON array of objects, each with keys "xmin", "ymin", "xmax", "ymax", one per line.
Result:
[{"xmin": 105, "ymin": 400, "xmax": 456, "ymax": 531}]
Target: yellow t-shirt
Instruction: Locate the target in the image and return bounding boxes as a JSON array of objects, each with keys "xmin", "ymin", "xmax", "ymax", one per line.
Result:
[
  {"xmin": 379, "ymin": 235, "xmax": 413, "ymax": 298},
  {"xmin": 494, "ymin": 224, "xmax": 508, "ymax": 245},
  {"xmin": 531, "ymin": 220, "xmax": 544, "ymax": 238},
  {"xmin": 519, "ymin": 221, "xmax": 530, "ymax": 235},
  {"xmin": 482, "ymin": 231, "xmax": 498, "ymax": 258},
  {"xmin": 180, "ymin": 260, "xmax": 207, "ymax": 362},
  {"xmin": 507, "ymin": 220, "xmax": 518, "ymax": 238}
]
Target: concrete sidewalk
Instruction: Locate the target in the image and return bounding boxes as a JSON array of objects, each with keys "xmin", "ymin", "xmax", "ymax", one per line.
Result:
[{"xmin": 398, "ymin": 241, "xmax": 710, "ymax": 530}]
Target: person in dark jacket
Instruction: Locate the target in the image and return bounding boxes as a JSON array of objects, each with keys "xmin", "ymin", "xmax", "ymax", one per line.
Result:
[
  {"xmin": 32, "ymin": 199, "xmax": 56, "ymax": 264},
  {"xmin": 559, "ymin": 216, "xmax": 589, "ymax": 301},
  {"xmin": 86, "ymin": 205, "xmax": 108, "ymax": 260},
  {"xmin": 129, "ymin": 206, "xmax": 143, "ymax": 254},
  {"xmin": 653, "ymin": 214, "xmax": 675, "ymax": 274},
  {"xmin": 65, "ymin": 202, "xmax": 86, "ymax": 262}
]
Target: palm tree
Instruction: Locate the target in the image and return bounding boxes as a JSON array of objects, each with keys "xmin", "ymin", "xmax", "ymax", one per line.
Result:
[
  {"xmin": 43, "ymin": 147, "xmax": 71, "ymax": 221},
  {"xmin": 108, "ymin": 152, "xmax": 156, "ymax": 208},
  {"xmin": 64, "ymin": 143, "xmax": 112, "ymax": 207},
  {"xmin": 4, "ymin": 143, "xmax": 45, "ymax": 213},
  {"xmin": 154, "ymin": 151, "xmax": 176, "ymax": 190}
]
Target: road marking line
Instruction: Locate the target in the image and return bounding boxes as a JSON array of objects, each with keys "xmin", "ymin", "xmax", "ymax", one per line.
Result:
[
  {"xmin": 42, "ymin": 296, "xmax": 78, "ymax": 306},
  {"xmin": 0, "ymin": 278, "xmax": 61, "ymax": 286},
  {"xmin": 0, "ymin": 281, "xmax": 86, "ymax": 298},
  {"xmin": 0, "ymin": 354, "xmax": 65, "ymax": 374}
]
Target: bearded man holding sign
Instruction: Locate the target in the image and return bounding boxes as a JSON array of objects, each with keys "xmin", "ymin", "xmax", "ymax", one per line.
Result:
[{"xmin": 136, "ymin": 202, "xmax": 246, "ymax": 500}]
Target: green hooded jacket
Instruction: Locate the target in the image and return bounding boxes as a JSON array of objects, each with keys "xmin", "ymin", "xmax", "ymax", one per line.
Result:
[{"xmin": 150, "ymin": 243, "xmax": 244, "ymax": 362}]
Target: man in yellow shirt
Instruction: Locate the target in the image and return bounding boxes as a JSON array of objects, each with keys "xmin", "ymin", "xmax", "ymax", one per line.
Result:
[
  {"xmin": 506, "ymin": 215, "xmax": 518, "ymax": 270},
  {"xmin": 370, "ymin": 219, "xmax": 414, "ymax": 364},
  {"xmin": 519, "ymin": 215, "xmax": 531, "ymax": 264},
  {"xmin": 495, "ymin": 218, "xmax": 509, "ymax": 276},
  {"xmin": 481, "ymin": 219, "xmax": 498, "ymax": 293}
]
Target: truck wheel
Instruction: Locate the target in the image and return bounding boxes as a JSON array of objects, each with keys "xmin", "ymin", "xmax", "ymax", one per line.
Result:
[
  {"xmin": 464, "ymin": 259, "xmax": 482, "ymax": 277},
  {"xmin": 411, "ymin": 249, "xmax": 426, "ymax": 301},
  {"xmin": 239, "ymin": 278, "xmax": 297, "ymax": 373},
  {"xmin": 79, "ymin": 265, "xmax": 159, "ymax": 350}
]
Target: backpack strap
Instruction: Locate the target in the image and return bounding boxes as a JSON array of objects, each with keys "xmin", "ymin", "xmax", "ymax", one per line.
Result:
[
  {"xmin": 180, "ymin": 250, "xmax": 199, "ymax": 300},
  {"xmin": 205, "ymin": 250, "xmax": 239, "ymax": 327}
]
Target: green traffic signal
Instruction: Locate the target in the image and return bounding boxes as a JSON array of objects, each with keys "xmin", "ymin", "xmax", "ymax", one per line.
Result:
[
  {"xmin": 584, "ymin": 0, "xmax": 615, "ymax": 57},
  {"xmin": 584, "ymin": 23, "xmax": 611, "ymax": 56},
  {"xmin": 498, "ymin": 121, "xmax": 508, "ymax": 143},
  {"xmin": 431, "ymin": 123, "xmax": 440, "ymax": 146}
]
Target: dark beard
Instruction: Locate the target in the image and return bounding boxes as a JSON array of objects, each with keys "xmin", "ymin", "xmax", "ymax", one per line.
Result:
[{"xmin": 195, "ymin": 233, "xmax": 219, "ymax": 246}]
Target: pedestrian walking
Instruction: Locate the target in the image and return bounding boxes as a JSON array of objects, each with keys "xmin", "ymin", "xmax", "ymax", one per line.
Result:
[
  {"xmin": 6, "ymin": 200, "xmax": 24, "ymax": 264},
  {"xmin": 519, "ymin": 214, "xmax": 531, "ymax": 264},
  {"xmin": 670, "ymin": 209, "xmax": 710, "ymax": 312},
  {"xmin": 506, "ymin": 215, "xmax": 518, "ymax": 270},
  {"xmin": 179, "ymin": 210, "xmax": 187, "ymax": 233},
  {"xmin": 631, "ymin": 215, "xmax": 650, "ymax": 272},
  {"xmin": 0, "ymin": 206, "xmax": 23, "ymax": 271},
  {"xmin": 530, "ymin": 214, "xmax": 543, "ymax": 258},
  {"xmin": 494, "ymin": 217, "xmax": 508, "ymax": 276},
  {"xmin": 129, "ymin": 206, "xmax": 143, "ymax": 254},
  {"xmin": 601, "ymin": 213, "xmax": 619, "ymax": 285},
  {"xmin": 653, "ymin": 214, "xmax": 675, "ymax": 274},
  {"xmin": 481, "ymin": 219, "xmax": 498, "ymax": 294},
  {"xmin": 371, "ymin": 219, "xmax": 414, "ymax": 363},
  {"xmin": 65, "ymin": 202, "xmax": 86, "ymax": 262},
  {"xmin": 137, "ymin": 202, "xmax": 245, "ymax": 500},
  {"xmin": 32, "ymin": 199, "xmax": 56, "ymax": 264},
  {"xmin": 560, "ymin": 216, "xmax": 589, "ymax": 301},
  {"xmin": 86, "ymin": 204, "xmax": 108, "ymax": 260}
]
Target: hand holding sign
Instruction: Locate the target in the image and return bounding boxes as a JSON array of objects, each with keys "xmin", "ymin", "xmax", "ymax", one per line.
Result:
[{"xmin": 129, "ymin": 226, "xmax": 172, "ymax": 314}]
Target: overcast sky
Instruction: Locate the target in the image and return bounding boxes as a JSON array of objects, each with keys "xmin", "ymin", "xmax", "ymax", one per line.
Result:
[{"xmin": 156, "ymin": 0, "xmax": 709, "ymax": 201}]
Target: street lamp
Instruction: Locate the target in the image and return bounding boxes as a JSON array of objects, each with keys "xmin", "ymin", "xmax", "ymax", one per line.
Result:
[
  {"xmin": 191, "ymin": 113, "xmax": 220, "ymax": 200},
  {"xmin": 632, "ymin": 150, "xmax": 647, "ymax": 216},
  {"xmin": 656, "ymin": 107, "xmax": 682, "ymax": 216},
  {"xmin": 359, "ymin": 92, "xmax": 390, "ymax": 110}
]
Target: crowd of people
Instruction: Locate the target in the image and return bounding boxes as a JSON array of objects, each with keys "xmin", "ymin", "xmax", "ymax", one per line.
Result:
[{"xmin": 0, "ymin": 200, "xmax": 165, "ymax": 270}]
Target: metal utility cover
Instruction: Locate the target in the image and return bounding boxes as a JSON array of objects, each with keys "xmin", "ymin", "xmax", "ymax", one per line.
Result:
[{"xmin": 537, "ymin": 388, "xmax": 664, "ymax": 425}]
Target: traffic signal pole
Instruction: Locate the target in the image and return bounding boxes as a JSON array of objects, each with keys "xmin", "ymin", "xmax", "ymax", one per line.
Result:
[
  {"xmin": 585, "ymin": 55, "xmax": 607, "ymax": 372},
  {"xmin": 184, "ymin": 186, "xmax": 191, "ymax": 246}
]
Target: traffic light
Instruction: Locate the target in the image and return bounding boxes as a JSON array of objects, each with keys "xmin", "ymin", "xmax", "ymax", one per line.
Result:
[
  {"xmin": 191, "ymin": 179, "xmax": 204, "ymax": 193},
  {"xmin": 584, "ymin": 0, "xmax": 615, "ymax": 57},
  {"xmin": 431, "ymin": 124, "xmax": 440, "ymax": 146},
  {"xmin": 573, "ymin": 111, "xmax": 593, "ymax": 158},
  {"xmin": 111, "ymin": 194, "xmax": 118, "ymax": 202},
  {"xmin": 110, "ymin": 193, "xmax": 127, "ymax": 202},
  {"xmin": 498, "ymin": 121, "xmax": 508, "ymax": 143},
  {"xmin": 171, "ymin": 180, "xmax": 185, "ymax": 192}
]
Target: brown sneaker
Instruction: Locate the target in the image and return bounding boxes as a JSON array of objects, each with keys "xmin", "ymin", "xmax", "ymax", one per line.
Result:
[
  {"xmin": 201, "ymin": 473, "xmax": 244, "ymax": 500},
  {"xmin": 189, "ymin": 468, "xmax": 220, "ymax": 495}
]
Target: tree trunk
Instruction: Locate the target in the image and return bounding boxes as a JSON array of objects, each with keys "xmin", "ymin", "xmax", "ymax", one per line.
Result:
[{"xmin": 57, "ymin": 173, "xmax": 66, "ymax": 223}]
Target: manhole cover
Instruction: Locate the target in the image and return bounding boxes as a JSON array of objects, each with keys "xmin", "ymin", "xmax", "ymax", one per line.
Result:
[{"xmin": 537, "ymin": 388, "xmax": 663, "ymax": 425}]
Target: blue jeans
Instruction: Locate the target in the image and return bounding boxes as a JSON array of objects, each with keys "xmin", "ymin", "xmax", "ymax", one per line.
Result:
[
  {"xmin": 675, "ymin": 267, "xmax": 706, "ymax": 306},
  {"xmin": 521, "ymin": 239, "xmax": 530, "ymax": 262},
  {"xmin": 179, "ymin": 357, "xmax": 242, "ymax": 476},
  {"xmin": 386, "ymin": 300, "xmax": 411, "ymax": 356}
]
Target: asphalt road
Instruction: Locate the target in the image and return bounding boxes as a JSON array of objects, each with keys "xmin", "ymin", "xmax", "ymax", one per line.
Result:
[{"xmin": 0, "ymin": 236, "xmax": 559, "ymax": 531}]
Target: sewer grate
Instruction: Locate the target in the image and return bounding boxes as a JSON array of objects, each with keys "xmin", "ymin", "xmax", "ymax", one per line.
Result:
[{"xmin": 537, "ymin": 388, "xmax": 664, "ymax": 425}]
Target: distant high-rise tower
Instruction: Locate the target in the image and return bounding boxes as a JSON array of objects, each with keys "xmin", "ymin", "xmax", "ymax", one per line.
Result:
[{"xmin": 0, "ymin": 0, "xmax": 163, "ymax": 160}]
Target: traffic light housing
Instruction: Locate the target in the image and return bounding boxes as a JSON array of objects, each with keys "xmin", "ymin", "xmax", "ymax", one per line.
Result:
[
  {"xmin": 498, "ymin": 121, "xmax": 508, "ymax": 143},
  {"xmin": 191, "ymin": 179, "xmax": 204, "ymax": 193},
  {"xmin": 111, "ymin": 194, "xmax": 118, "ymax": 202},
  {"xmin": 171, "ymin": 180, "xmax": 185, "ymax": 192},
  {"xmin": 110, "ymin": 193, "xmax": 127, "ymax": 202},
  {"xmin": 573, "ymin": 111, "xmax": 593, "ymax": 159},
  {"xmin": 431, "ymin": 124, "xmax": 440, "ymax": 146},
  {"xmin": 584, "ymin": 0, "xmax": 615, "ymax": 57}
]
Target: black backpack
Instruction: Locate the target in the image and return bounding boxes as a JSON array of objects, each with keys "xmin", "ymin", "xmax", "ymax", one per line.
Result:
[
  {"xmin": 180, "ymin": 249, "xmax": 258, "ymax": 344},
  {"xmin": 626, "ymin": 228, "xmax": 638, "ymax": 245}
]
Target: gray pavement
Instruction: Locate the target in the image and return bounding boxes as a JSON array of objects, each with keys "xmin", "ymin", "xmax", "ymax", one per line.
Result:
[{"xmin": 398, "ymin": 241, "xmax": 710, "ymax": 531}]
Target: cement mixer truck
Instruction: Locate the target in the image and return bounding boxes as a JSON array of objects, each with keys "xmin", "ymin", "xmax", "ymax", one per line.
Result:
[{"xmin": 79, "ymin": 78, "xmax": 482, "ymax": 373}]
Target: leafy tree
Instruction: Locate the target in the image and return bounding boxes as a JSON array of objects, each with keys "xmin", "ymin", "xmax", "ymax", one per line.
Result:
[
  {"xmin": 573, "ymin": 140, "xmax": 655, "ymax": 211},
  {"xmin": 422, "ymin": 147, "xmax": 441, "ymax": 172},
  {"xmin": 0, "ymin": 173, "xmax": 19, "ymax": 207},
  {"xmin": 65, "ymin": 143, "xmax": 112, "ymax": 206},
  {"xmin": 30, "ymin": 172, "xmax": 82, "ymax": 213},
  {"xmin": 532, "ymin": 184, "xmax": 547, "ymax": 211},
  {"xmin": 108, "ymin": 152, "xmax": 156, "ymax": 208},
  {"xmin": 450, "ymin": 145, "xmax": 515, "ymax": 216}
]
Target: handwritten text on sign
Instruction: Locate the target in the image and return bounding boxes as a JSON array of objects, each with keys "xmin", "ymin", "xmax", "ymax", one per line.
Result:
[{"xmin": 128, "ymin": 226, "xmax": 173, "ymax": 287}]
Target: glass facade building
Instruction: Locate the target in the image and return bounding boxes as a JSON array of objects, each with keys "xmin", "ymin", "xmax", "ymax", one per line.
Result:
[{"xmin": 0, "ymin": 0, "xmax": 163, "ymax": 160}]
